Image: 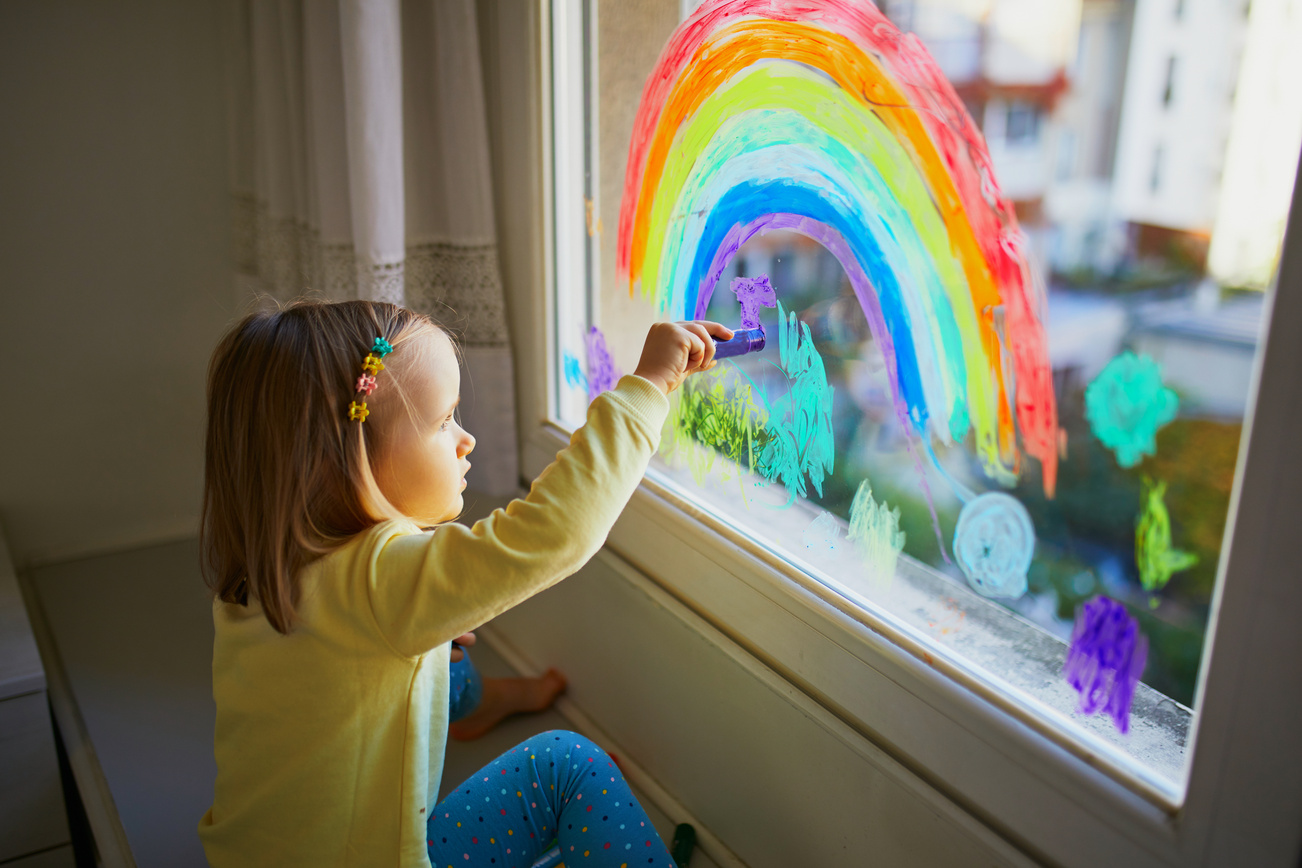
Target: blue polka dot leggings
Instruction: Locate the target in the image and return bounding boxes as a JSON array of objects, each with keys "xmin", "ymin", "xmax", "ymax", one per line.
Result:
[{"xmin": 429, "ymin": 655, "xmax": 673, "ymax": 868}]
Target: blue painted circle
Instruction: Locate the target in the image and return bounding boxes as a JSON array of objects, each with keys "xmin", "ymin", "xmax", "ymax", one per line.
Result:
[{"xmin": 953, "ymin": 492, "xmax": 1035, "ymax": 599}]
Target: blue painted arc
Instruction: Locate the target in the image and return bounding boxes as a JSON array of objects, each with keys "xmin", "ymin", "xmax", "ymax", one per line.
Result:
[{"xmin": 685, "ymin": 179, "xmax": 931, "ymax": 435}]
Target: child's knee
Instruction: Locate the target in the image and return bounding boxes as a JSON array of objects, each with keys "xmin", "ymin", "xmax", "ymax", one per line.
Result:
[{"xmin": 536, "ymin": 729, "xmax": 605, "ymax": 758}]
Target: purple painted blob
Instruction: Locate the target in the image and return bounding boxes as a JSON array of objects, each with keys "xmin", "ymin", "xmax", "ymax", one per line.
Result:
[
  {"xmin": 729, "ymin": 274, "xmax": 777, "ymax": 328},
  {"xmin": 584, "ymin": 326, "xmax": 620, "ymax": 402},
  {"xmin": 1064, "ymin": 596, "xmax": 1148, "ymax": 734}
]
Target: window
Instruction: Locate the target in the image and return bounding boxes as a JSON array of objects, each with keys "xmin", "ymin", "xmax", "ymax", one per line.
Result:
[
  {"xmin": 1163, "ymin": 55, "xmax": 1178, "ymax": 107},
  {"xmin": 1056, "ymin": 129, "xmax": 1077, "ymax": 180},
  {"xmin": 1005, "ymin": 100, "xmax": 1043, "ymax": 144},
  {"xmin": 536, "ymin": 1, "xmax": 1302, "ymax": 864}
]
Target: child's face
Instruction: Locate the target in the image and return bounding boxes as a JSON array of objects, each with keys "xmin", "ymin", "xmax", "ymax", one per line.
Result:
[{"xmin": 373, "ymin": 332, "xmax": 475, "ymax": 525}]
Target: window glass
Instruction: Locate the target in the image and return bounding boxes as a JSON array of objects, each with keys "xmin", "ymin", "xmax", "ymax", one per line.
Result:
[{"xmin": 553, "ymin": 0, "xmax": 1302, "ymax": 798}]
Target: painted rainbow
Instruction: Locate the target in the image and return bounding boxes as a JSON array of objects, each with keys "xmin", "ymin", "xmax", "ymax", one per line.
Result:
[{"xmin": 617, "ymin": 0, "xmax": 1060, "ymax": 494}]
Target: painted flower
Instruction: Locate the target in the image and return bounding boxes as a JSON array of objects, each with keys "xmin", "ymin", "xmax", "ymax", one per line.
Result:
[
  {"xmin": 1064, "ymin": 596, "xmax": 1148, "ymax": 734},
  {"xmin": 1135, "ymin": 477, "xmax": 1198, "ymax": 593},
  {"xmin": 563, "ymin": 352, "xmax": 588, "ymax": 393},
  {"xmin": 1085, "ymin": 352, "xmax": 1178, "ymax": 468},
  {"xmin": 584, "ymin": 326, "xmax": 620, "ymax": 402},
  {"xmin": 953, "ymin": 492, "xmax": 1035, "ymax": 599}
]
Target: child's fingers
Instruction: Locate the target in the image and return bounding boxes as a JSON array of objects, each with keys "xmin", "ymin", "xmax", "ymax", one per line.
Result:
[
  {"xmin": 678, "ymin": 322, "xmax": 715, "ymax": 371},
  {"xmin": 694, "ymin": 320, "xmax": 735, "ymax": 342}
]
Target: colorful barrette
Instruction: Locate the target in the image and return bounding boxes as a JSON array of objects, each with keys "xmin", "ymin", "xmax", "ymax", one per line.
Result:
[{"xmin": 348, "ymin": 336, "xmax": 393, "ymax": 423}]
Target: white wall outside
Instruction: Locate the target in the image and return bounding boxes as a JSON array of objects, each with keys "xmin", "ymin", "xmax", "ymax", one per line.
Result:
[{"xmin": 1111, "ymin": 0, "xmax": 1245, "ymax": 232}]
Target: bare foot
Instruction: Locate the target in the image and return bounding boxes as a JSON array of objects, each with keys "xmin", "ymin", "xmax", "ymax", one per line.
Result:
[{"xmin": 447, "ymin": 669, "xmax": 568, "ymax": 741}]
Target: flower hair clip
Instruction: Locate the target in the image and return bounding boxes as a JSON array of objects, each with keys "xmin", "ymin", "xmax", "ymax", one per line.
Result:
[{"xmin": 348, "ymin": 337, "xmax": 394, "ymax": 423}]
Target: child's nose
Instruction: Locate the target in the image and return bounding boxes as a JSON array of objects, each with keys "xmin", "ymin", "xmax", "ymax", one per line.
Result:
[{"xmin": 459, "ymin": 431, "xmax": 476, "ymax": 457}]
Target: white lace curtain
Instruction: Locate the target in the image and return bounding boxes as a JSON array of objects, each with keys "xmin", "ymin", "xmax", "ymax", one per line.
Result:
[{"xmin": 223, "ymin": 0, "xmax": 518, "ymax": 494}]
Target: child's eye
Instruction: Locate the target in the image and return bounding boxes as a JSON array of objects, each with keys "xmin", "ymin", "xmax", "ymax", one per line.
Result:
[{"xmin": 440, "ymin": 415, "xmax": 453, "ymax": 431}]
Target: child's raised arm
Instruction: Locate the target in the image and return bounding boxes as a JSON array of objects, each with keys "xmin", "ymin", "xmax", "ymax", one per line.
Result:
[{"xmin": 368, "ymin": 321, "xmax": 732, "ymax": 658}]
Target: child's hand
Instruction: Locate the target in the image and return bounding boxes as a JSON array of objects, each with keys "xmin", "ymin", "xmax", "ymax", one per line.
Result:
[{"xmin": 634, "ymin": 321, "xmax": 734, "ymax": 395}]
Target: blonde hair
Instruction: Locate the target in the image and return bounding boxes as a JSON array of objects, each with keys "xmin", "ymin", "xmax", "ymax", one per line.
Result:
[{"xmin": 201, "ymin": 299, "xmax": 445, "ymax": 634}]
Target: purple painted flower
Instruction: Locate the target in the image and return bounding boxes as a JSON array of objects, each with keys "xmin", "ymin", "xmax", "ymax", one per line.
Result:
[
  {"xmin": 730, "ymin": 274, "xmax": 777, "ymax": 329},
  {"xmin": 584, "ymin": 326, "xmax": 620, "ymax": 402},
  {"xmin": 1064, "ymin": 596, "xmax": 1148, "ymax": 734}
]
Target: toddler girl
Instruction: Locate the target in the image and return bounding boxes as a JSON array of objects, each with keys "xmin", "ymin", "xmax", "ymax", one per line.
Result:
[{"xmin": 197, "ymin": 300, "xmax": 729, "ymax": 868}]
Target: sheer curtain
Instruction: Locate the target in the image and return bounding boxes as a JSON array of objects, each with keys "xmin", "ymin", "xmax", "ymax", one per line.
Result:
[{"xmin": 223, "ymin": 0, "xmax": 518, "ymax": 494}]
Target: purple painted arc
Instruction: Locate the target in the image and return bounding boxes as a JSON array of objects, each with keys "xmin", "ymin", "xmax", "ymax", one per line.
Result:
[{"xmin": 696, "ymin": 212, "xmax": 912, "ymax": 438}]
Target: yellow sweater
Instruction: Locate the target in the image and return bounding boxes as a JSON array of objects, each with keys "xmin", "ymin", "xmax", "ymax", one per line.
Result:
[{"xmin": 199, "ymin": 376, "xmax": 668, "ymax": 868}]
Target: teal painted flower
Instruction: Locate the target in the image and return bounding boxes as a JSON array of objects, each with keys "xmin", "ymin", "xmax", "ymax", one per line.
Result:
[{"xmin": 1085, "ymin": 352, "xmax": 1178, "ymax": 468}]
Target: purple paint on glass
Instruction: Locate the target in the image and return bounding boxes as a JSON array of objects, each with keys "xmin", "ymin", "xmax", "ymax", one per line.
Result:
[
  {"xmin": 584, "ymin": 326, "xmax": 620, "ymax": 402},
  {"xmin": 1064, "ymin": 596, "xmax": 1148, "ymax": 734},
  {"xmin": 696, "ymin": 213, "xmax": 908, "ymax": 433},
  {"xmin": 729, "ymin": 274, "xmax": 777, "ymax": 328}
]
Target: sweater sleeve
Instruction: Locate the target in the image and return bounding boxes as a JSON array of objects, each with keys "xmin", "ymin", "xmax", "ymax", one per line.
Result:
[{"xmin": 369, "ymin": 375, "xmax": 669, "ymax": 658}]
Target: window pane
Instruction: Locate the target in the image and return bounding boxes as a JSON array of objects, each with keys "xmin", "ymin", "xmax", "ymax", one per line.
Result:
[{"xmin": 555, "ymin": 0, "xmax": 1302, "ymax": 798}]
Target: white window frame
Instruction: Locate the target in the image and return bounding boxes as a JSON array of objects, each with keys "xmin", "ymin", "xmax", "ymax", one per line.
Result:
[{"xmin": 526, "ymin": 2, "xmax": 1302, "ymax": 865}]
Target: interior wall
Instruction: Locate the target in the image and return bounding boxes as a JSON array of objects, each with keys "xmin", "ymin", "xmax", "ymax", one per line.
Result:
[{"xmin": 0, "ymin": 0, "xmax": 235, "ymax": 566}]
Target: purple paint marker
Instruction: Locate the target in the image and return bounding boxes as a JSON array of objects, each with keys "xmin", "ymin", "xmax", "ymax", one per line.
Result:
[{"xmin": 713, "ymin": 327, "xmax": 766, "ymax": 359}]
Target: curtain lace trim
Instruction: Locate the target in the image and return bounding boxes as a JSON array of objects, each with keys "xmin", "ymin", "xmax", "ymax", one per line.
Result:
[
  {"xmin": 233, "ymin": 194, "xmax": 509, "ymax": 347},
  {"xmin": 405, "ymin": 241, "xmax": 508, "ymax": 347}
]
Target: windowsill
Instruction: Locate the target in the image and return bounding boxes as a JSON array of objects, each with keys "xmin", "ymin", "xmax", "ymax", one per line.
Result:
[
  {"xmin": 526, "ymin": 420, "xmax": 1190, "ymax": 810},
  {"xmin": 649, "ymin": 451, "xmax": 1193, "ymax": 795}
]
